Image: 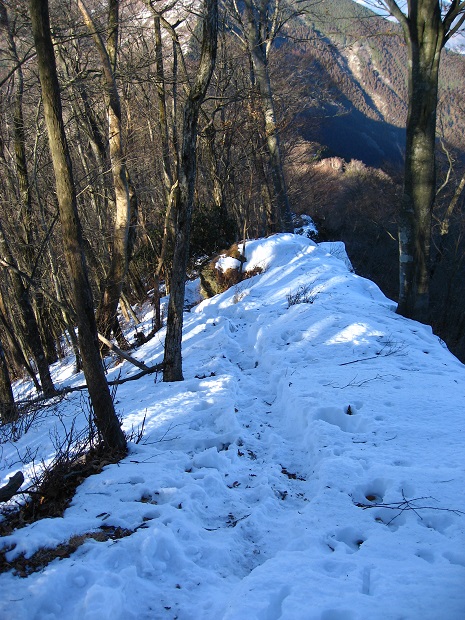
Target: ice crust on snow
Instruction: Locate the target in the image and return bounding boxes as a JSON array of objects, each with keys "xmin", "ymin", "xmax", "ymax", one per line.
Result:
[{"xmin": 1, "ymin": 233, "xmax": 464, "ymax": 620}]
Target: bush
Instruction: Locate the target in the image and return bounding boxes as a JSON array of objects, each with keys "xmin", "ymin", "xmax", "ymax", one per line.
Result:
[
  {"xmin": 286, "ymin": 282, "xmax": 320, "ymax": 307},
  {"xmin": 199, "ymin": 244, "xmax": 264, "ymax": 298}
]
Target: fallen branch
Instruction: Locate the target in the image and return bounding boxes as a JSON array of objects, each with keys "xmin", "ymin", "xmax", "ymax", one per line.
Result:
[
  {"xmin": 11, "ymin": 362, "xmax": 163, "ymax": 402},
  {"xmin": 107, "ymin": 364, "xmax": 163, "ymax": 386},
  {"xmin": 0, "ymin": 471, "xmax": 24, "ymax": 502},
  {"xmin": 97, "ymin": 333, "xmax": 151, "ymax": 372},
  {"xmin": 62, "ymin": 362, "xmax": 163, "ymax": 394},
  {"xmin": 326, "ymin": 373, "xmax": 397, "ymax": 388},
  {"xmin": 340, "ymin": 340, "xmax": 405, "ymax": 366},
  {"xmin": 355, "ymin": 490, "xmax": 465, "ymax": 525},
  {"xmin": 340, "ymin": 354, "xmax": 384, "ymax": 366}
]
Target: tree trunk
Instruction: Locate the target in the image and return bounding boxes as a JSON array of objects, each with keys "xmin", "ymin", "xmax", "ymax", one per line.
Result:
[
  {"xmin": 0, "ymin": 1, "xmax": 33, "ymax": 249},
  {"xmin": 440, "ymin": 169, "xmax": 465, "ymax": 236},
  {"xmin": 32, "ymin": 294, "xmax": 59, "ymax": 365},
  {"xmin": 152, "ymin": 13, "xmax": 174, "ymax": 202},
  {"xmin": 0, "ymin": 1, "xmax": 55, "ymax": 394},
  {"xmin": 0, "ymin": 293, "xmax": 41, "ymax": 392},
  {"xmin": 396, "ymin": 3, "xmax": 443, "ymax": 323},
  {"xmin": 29, "ymin": 0, "xmax": 126, "ymax": 452},
  {"xmin": 48, "ymin": 254, "xmax": 82, "ymax": 372},
  {"xmin": 147, "ymin": 8, "xmax": 176, "ymax": 324},
  {"xmin": 0, "ymin": 337, "xmax": 16, "ymax": 424},
  {"xmin": 381, "ymin": 0, "xmax": 465, "ymax": 322},
  {"xmin": 242, "ymin": 0, "xmax": 293, "ymax": 234},
  {"xmin": 163, "ymin": 0, "xmax": 218, "ymax": 382},
  {"xmin": 77, "ymin": 0, "xmax": 131, "ymax": 347},
  {"xmin": 203, "ymin": 121, "xmax": 224, "ymax": 211}
]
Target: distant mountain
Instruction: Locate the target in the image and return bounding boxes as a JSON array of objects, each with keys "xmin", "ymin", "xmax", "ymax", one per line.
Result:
[{"xmin": 287, "ymin": 0, "xmax": 465, "ymax": 168}]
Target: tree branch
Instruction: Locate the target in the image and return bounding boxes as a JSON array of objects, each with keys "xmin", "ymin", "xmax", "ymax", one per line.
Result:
[
  {"xmin": 62, "ymin": 361, "xmax": 163, "ymax": 393},
  {"xmin": 0, "ymin": 258, "xmax": 72, "ymax": 316},
  {"xmin": 380, "ymin": 0, "xmax": 408, "ymax": 29},
  {"xmin": 443, "ymin": 0, "xmax": 465, "ymax": 37},
  {"xmin": 97, "ymin": 333, "xmax": 151, "ymax": 372}
]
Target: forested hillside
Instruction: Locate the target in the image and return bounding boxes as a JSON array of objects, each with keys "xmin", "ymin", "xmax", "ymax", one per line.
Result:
[{"xmin": 289, "ymin": 0, "xmax": 465, "ymax": 165}]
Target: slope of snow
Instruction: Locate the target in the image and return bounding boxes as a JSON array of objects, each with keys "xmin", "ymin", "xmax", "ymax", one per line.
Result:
[{"xmin": 1, "ymin": 234, "xmax": 464, "ymax": 620}]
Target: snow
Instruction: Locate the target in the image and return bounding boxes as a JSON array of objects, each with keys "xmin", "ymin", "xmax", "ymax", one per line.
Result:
[
  {"xmin": 1, "ymin": 233, "xmax": 464, "ymax": 620},
  {"xmin": 216, "ymin": 255, "xmax": 242, "ymax": 272}
]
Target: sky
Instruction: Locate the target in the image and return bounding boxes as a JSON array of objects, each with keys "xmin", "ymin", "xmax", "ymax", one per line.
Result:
[{"xmin": 1, "ymin": 229, "xmax": 464, "ymax": 620}]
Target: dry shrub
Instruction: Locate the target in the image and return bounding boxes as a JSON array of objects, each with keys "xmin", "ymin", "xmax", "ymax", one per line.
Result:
[
  {"xmin": 199, "ymin": 242, "xmax": 265, "ymax": 298},
  {"xmin": 202, "ymin": 263, "xmax": 264, "ymax": 298},
  {"xmin": 0, "ymin": 394, "xmax": 65, "ymax": 444},
  {"xmin": 0, "ymin": 394, "xmax": 126, "ymax": 538},
  {"xmin": 0, "ymin": 525, "xmax": 134, "ymax": 577},
  {"xmin": 217, "ymin": 266, "xmax": 242, "ymax": 291}
]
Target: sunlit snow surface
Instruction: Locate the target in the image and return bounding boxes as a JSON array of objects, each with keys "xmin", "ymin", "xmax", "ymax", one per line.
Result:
[{"xmin": 1, "ymin": 234, "xmax": 464, "ymax": 620}]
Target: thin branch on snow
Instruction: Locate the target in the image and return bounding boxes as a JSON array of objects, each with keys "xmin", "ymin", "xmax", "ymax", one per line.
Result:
[{"xmin": 355, "ymin": 490, "xmax": 465, "ymax": 525}]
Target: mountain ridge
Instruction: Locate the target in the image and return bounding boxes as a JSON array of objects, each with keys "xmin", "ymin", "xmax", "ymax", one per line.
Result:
[{"xmin": 287, "ymin": 0, "xmax": 465, "ymax": 167}]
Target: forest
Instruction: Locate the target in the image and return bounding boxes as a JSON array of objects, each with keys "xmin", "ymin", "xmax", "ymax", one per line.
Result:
[{"xmin": 0, "ymin": 0, "xmax": 464, "ymax": 432}]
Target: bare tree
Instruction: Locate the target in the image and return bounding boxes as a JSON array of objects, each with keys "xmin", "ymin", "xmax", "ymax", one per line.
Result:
[
  {"xmin": 163, "ymin": 0, "xmax": 219, "ymax": 381},
  {"xmin": 77, "ymin": 0, "xmax": 133, "ymax": 348},
  {"xmin": 28, "ymin": 0, "xmax": 126, "ymax": 451},
  {"xmin": 0, "ymin": 220, "xmax": 56, "ymax": 395},
  {"xmin": 376, "ymin": 0, "xmax": 465, "ymax": 322},
  {"xmin": 0, "ymin": 1, "xmax": 33, "ymax": 249},
  {"xmin": 143, "ymin": 2, "xmax": 178, "ymax": 332},
  {"xmin": 230, "ymin": 0, "xmax": 296, "ymax": 233},
  {"xmin": 0, "ymin": 1, "xmax": 59, "ymax": 394}
]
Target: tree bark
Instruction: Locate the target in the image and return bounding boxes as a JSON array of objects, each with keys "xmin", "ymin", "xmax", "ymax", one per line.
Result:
[
  {"xmin": 0, "ymin": 1, "xmax": 33, "ymax": 249},
  {"xmin": 163, "ymin": 0, "xmax": 218, "ymax": 382},
  {"xmin": 145, "ymin": 7, "xmax": 177, "ymax": 326},
  {"xmin": 29, "ymin": 0, "xmax": 126, "ymax": 452},
  {"xmin": 152, "ymin": 12, "xmax": 174, "ymax": 202},
  {"xmin": 440, "ymin": 169, "xmax": 465, "ymax": 236},
  {"xmin": 0, "ymin": 1, "xmax": 56, "ymax": 394},
  {"xmin": 0, "ymin": 293, "xmax": 42, "ymax": 391}
]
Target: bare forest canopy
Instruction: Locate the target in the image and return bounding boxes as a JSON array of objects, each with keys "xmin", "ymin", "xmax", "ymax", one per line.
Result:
[{"xmin": 0, "ymin": 0, "xmax": 464, "ymax": 408}]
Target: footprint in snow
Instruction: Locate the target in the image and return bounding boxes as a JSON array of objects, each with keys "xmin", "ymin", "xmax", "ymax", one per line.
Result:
[
  {"xmin": 353, "ymin": 477, "xmax": 389, "ymax": 506},
  {"xmin": 314, "ymin": 405, "xmax": 368, "ymax": 433},
  {"xmin": 443, "ymin": 551, "xmax": 465, "ymax": 568},
  {"xmin": 415, "ymin": 548, "xmax": 435, "ymax": 564},
  {"xmin": 327, "ymin": 526, "xmax": 366, "ymax": 554}
]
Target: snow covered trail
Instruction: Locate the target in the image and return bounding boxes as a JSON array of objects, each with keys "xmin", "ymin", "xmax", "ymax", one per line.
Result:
[{"xmin": 1, "ymin": 234, "xmax": 464, "ymax": 619}]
